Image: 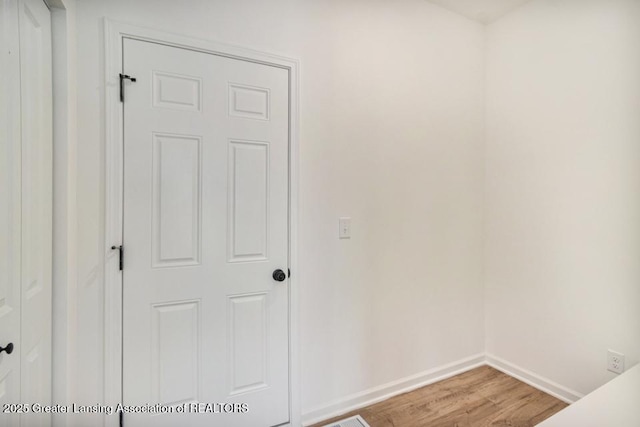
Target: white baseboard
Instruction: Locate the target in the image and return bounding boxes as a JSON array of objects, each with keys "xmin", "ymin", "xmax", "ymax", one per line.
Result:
[
  {"xmin": 485, "ymin": 353, "xmax": 584, "ymax": 404},
  {"xmin": 301, "ymin": 353, "xmax": 485, "ymax": 426}
]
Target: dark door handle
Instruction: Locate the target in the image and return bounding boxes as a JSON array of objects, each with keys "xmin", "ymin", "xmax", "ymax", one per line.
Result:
[
  {"xmin": 0, "ymin": 343, "xmax": 13, "ymax": 355},
  {"xmin": 272, "ymin": 269, "xmax": 287, "ymax": 282}
]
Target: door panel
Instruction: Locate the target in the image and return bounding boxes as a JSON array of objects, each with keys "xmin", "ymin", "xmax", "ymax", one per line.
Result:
[
  {"xmin": 227, "ymin": 140, "xmax": 270, "ymax": 262},
  {"xmin": 151, "ymin": 132, "xmax": 202, "ymax": 268},
  {"xmin": 150, "ymin": 300, "xmax": 200, "ymax": 406},
  {"xmin": 122, "ymin": 39, "xmax": 289, "ymax": 427},
  {"xmin": 228, "ymin": 292, "xmax": 269, "ymax": 395}
]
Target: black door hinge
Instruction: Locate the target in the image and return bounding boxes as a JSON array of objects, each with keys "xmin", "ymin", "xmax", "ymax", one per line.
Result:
[
  {"xmin": 119, "ymin": 409, "xmax": 123, "ymax": 427},
  {"xmin": 111, "ymin": 245, "xmax": 123, "ymax": 271},
  {"xmin": 119, "ymin": 73, "xmax": 137, "ymax": 102}
]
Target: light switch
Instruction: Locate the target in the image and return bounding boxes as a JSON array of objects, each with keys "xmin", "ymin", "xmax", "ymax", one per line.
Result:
[{"xmin": 339, "ymin": 217, "xmax": 351, "ymax": 239}]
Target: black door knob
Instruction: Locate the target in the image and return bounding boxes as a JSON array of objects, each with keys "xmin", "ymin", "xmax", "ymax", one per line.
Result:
[
  {"xmin": 0, "ymin": 343, "xmax": 13, "ymax": 355},
  {"xmin": 272, "ymin": 269, "xmax": 287, "ymax": 282}
]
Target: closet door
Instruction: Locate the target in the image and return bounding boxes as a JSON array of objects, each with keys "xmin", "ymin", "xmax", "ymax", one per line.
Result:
[
  {"xmin": 18, "ymin": 0, "xmax": 53, "ymax": 421},
  {"xmin": 0, "ymin": 1, "xmax": 24, "ymax": 424},
  {"xmin": 0, "ymin": 0, "xmax": 52, "ymax": 425}
]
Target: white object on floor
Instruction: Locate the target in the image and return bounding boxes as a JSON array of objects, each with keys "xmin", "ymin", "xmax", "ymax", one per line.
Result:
[
  {"xmin": 323, "ymin": 415, "xmax": 371, "ymax": 427},
  {"xmin": 537, "ymin": 364, "xmax": 640, "ymax": 427}
]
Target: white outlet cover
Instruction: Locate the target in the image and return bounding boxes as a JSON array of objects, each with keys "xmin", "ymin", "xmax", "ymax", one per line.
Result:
[{"xmin": 607, "ymin": 350, "xmax": 625, "ymax": 374}]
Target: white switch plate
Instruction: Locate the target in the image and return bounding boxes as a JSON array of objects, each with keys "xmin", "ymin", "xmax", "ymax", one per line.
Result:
[
  {"xmin": 339, "ymin": 217, "xmax": 351, "ymax": 239},
  {"xmin": 607, "ymin": 350, "xmax": 625, "ymax": 374}
]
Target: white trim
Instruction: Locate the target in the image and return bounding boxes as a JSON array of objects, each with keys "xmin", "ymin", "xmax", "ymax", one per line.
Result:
[
  {"xmin": 301, "ymin": 353, "xmax": 486, "ymax": 426},
  {"xmin": 103, "ymin": 20, "xmax": 123, "ymax": 427},
  {"xmin": 485, "ymin": 353, "xmax": 584, "ymax": 404},
  {"xmin": 51, "ymin": 2, "xmax": 78, "ymax": 426},
  {"xmin": 103, "ymin": 19, "xmax": 300, "ymax": 427}
]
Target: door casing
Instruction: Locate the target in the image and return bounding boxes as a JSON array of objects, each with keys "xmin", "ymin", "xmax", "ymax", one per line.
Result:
[{"xmin": 103, "ymin": 20, "xmax": 300, "ymax": 427}]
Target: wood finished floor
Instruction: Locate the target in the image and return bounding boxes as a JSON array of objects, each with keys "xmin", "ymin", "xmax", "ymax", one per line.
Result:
[{"xmin": 310, "ymin": 366, "xmax": 568, "ymax": 427}]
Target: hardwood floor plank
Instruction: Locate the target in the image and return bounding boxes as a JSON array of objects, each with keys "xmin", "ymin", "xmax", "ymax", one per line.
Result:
[{"xmin": 310, "ymin": 366, "xmax": 568, "ymax": 427}]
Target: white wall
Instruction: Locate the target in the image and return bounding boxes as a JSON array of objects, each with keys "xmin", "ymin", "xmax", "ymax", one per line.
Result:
[
  {"xmin": 73, "ymin": 0, "xmax": 486, "ymax": 422},
  {"xmin": 485, "ymin": 0, "xmax": 640, "ymax": 397}
]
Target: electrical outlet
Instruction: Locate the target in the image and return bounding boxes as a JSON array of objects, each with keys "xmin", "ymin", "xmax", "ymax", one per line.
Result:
[{"xmin": 607, "ymin": 350, "xmax": 625, "ymax": 374}]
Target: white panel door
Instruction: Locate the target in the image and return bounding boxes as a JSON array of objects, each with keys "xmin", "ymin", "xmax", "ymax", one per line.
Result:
[
  {"xmin": 18, "ymin": 2, "xmax": 53, "ymax": 423},
  {"xmin": 0, "ymin": 0, "xmax": 52, "ymax": 426},
  {"xmin": 0, "ymin": 2, "xmax": 23, "ymax": 425},
  {"xmin": 122, "ymin": 39, "xmax": 290, "ymax": 427}
]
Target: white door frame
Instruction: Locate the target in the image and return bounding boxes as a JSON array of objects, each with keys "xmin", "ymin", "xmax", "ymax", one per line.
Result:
[{"xmin": 103, "ymin": 20, "xmax": 300, "ymax": 427}]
